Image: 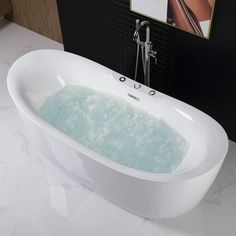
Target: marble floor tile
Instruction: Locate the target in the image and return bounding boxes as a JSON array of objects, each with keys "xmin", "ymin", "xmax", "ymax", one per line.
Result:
[{"xmin": 57, "ymin": 193, "xmax": 144, "ymax": 236}]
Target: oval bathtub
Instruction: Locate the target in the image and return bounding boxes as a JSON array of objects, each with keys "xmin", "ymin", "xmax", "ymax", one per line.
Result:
[{"xmin": 7, "ymin": 49, "xmax": 228, "ymax": 219}]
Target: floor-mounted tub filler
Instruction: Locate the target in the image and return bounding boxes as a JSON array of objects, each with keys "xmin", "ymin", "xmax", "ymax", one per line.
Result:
[{"xmin": 7, "ymin": 50, "xmax": 228, "ymax": 219}]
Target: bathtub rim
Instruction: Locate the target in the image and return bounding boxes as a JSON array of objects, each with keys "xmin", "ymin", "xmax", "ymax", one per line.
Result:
[{"xmin": 7, "ymin": 49, "xmax": 229, "ymax": 183}]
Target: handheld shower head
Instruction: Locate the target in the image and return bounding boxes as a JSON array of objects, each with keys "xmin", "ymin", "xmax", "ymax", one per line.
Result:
[{"xmin": 133, "ymin": 20, "xmax": 150, "ymax": 42}]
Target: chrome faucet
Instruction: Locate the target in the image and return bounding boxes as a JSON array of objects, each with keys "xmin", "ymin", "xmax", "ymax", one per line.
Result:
[{"xmin": 133, "ymin": 20, "xmax": 157, "ymax": 87}]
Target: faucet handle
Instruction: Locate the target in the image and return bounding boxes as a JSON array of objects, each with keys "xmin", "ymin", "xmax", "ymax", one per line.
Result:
[
  {"xmin": 149, "ymin": 50, "xmax": 158, "ymax": 65},
  {"xmin": 148, "ymin": 49, "xmax": 157, "ymax": 58},
  {"xmin": 147, "ymin": 42, "xmax": 157, "ymax": 64},
  {"xmin": 148, "ymin": 49, "xmax": 157, "ymax": 64}
]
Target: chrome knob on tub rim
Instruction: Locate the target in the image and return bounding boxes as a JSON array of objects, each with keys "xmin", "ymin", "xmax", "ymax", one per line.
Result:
[{"xmin": 7, "ymin": 49, "xmax": 228, "ymax": 219}]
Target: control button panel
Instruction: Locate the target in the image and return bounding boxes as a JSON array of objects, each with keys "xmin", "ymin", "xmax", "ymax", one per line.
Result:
[
  {"xmin": 149, "ymin": 90, "xmax": 156, "ymax": 96},
  {"xmin": 119, "ymin": 76, "xmax": 126, "ymax": 82},
  {"xmin": 134, "ymin": 84, "xmax": 141, "ymax": 89}
]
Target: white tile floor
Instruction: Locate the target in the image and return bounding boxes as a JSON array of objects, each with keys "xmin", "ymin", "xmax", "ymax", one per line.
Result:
[{"xmin": 0, "ymin": 20, "xmax": 236, "ymax": 236}]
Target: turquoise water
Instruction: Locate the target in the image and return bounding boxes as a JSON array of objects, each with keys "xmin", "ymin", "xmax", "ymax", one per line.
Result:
[{"xmin": 40, "ymin": 86, "xmax": 189, "ymax": 174}]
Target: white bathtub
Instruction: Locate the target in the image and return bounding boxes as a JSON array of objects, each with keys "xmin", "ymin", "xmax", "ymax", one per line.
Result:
[{"xmin": 7, "ymin": 49, "xmax": 228, "ymax": 219}]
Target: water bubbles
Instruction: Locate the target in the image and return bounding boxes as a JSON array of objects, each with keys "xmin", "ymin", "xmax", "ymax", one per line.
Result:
[{"xmin": 40, "ymin": 86, "xmax": 189, "ymax": 174}]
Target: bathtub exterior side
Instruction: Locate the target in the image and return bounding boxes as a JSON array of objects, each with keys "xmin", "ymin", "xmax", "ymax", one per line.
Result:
[{"xmin": 18, "ymin": 109, "xmax": 223, "ymax": 219}]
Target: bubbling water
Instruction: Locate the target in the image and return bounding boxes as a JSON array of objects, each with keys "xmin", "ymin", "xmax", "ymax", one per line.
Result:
[{"xmin": 40, "ymin": 86, "xmax": 189, "ymax": 174}]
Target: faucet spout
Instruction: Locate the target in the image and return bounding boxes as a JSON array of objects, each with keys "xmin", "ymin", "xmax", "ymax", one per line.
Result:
[{"xmin": 133, "ymin": 21, "xmax": 150, "ymax": 42}]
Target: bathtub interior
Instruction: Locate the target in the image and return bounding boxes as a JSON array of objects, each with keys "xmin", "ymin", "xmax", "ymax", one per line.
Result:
[{"xmin": 8, "ymin": 50, "xmax": 228, "ymax": 177}]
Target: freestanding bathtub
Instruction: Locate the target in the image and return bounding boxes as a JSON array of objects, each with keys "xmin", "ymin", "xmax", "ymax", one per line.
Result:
[{"xmin": 7, "ymin": 49, "xmax": 228, "ymax": 219}]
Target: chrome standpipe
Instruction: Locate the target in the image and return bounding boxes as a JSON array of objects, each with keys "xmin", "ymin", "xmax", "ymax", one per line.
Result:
[{"xmin": 133, "ymin": 20, "xmax": 157, "ymax": 87}]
